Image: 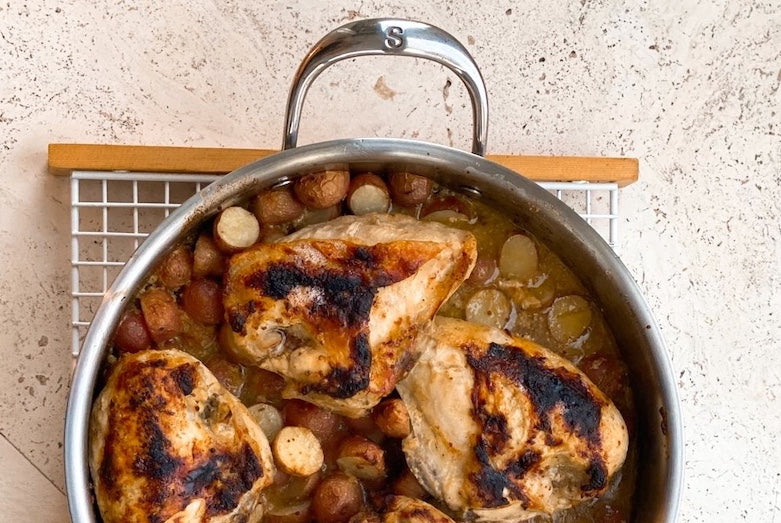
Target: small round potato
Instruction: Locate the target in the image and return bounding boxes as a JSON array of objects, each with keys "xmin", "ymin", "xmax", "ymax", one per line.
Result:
[
  {"xmin": 273, "ymin": 426, "xmax": 324, "ymax": 477},
  {"xmin": 283, "ymin": 399, "xmax": 341, "ymax": 444},
  {"xmin": 388, "ymin": 172, "xmax": 432, "ymax": 207},
  {"xmin": 311, "ymin": 472, "xmax": 364, "ymax": 523},
  {"xmin": 114, "ymin": 309, "xmax": 152, "ymax": 353},
  {"xmin": 336, "ymin": 435, "xmax": 387, "ymax": 481},
  {"xmin": 253, "ymin": 187, "xmax": 305, "ymax": 225},
  {"xmin": 158, "ymin": 245, "xmax": 193, "ymax": 290},
  {"xmin": 465, "ymin": 288, "xmax": 512, "ymax": 330},
  {"xmin": 372, "ymin": 399, "xmax": 411, "ymax": 439},
  {"xmin": 192, "ymin": 234, "xmax": 224, "ymax": 278},
  {"xmin": 347, "ymin": 173, "xmax": 391, "ymax": 215},
  {"xmin": 139, "ymin": 288, "xmax": 182, "ymax": 343},
  {"xmin": 467, "ymin": 256, "xmax": 498, "ymax": 285},
  {"xmin": 294, "ymin": 170, "xmax": 350, "ymax": 209},
  {"xmin": 213, "ymin": 206, "xmax": 260, "ymax": 253},
  {"xmin": 248, "ymin": 403, "xmax": 284, "ymax": 441},
  {"xmin": 181, "ymin": 279, "xmax": 223, "ymax": 325}
]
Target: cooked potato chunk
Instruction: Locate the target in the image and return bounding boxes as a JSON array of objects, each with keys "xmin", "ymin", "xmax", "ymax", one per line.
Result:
[
  {"xmin": 548, "ymin": 295, "xmax": 592, "ymax": 342},
  {"xmin": 347, "ymin": 173, "xmax": 391, "ymax": 215},
  {"xmin": 273, "ymin": 426, "xmax": 324, "ymax": 477},
  {"xmin": 294, "ymin": 170, "xmax": 350, "ymax": 209},
  {"xmin": 372, "ymin": 399, "xmax": 411, "ymax": 439},
  {"xmin": 213, "ymin": 206, "xmax": 260, "ymax": 253},
  {"xmin": 138, "ymin": 288, "xmax": 182, "ymax": 343},
  {"xmin": 499, "ymin": 233, "xmax": 538, "ymax": 281},
  {"xmin": 253, "ymin": 187, "xmax": 305, "ymax": 225},
  {"xmin": 282, "ymin": 399, "xmax": 341, "ymax": 444},
  {"xmin": 248, "ymin": 403, "xmax": 284, "ymax": 442},
  {"xmin": 464, "ymin": 288, "xmax": 512, "ymax": 329},
  {"xmin": 158, "ymin": 245, "xmax": 192, "ymax": 290},
  {"xmin": 113, "ymin": 309, "xmax": 152, "ymax": 353},
  {"xmin": 392, "ymin": 467, "xmax": 428, "ymax": 499},
  {"xmin": 336, "ymin": 435, "xmax": 387, "ymax": 481},
  {"xmin": 181, "ymin": 279, "xmax": 223, "ymax": 325},
  {"xmin": 311, "ymin": 472, "xmax": 364, "ymax": 523},
  {"xmin": 388, "ymin": 172, "xmax": 432, "ymax": 207},
  {"xmin": 192, "ymin": 233, "xmax": 224, "ymax": 278}
]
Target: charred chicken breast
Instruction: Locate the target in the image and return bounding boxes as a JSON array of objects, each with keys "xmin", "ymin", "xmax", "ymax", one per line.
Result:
[
  {"xmin": 223, "ymin": 213, "xmax": 476, "ymax": 417},
  {"xmin": 397, "ymin": 317, "xmax": 628, "ymax": 521},
  {"xmin": 89, "ymin": 349, "xmax": 275, "ymax": 523}
]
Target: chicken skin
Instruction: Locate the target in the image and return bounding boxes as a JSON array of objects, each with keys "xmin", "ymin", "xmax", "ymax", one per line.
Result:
[
  {"xmin": 222, "ymin": 213, "xmax": 477, "ymax": 417},
  {"xmin": 397, "ymin": 317, "xmax": 628, "ymax": 521},
  {"xmin": 89, "ymin": 350, "xmax": 275, "ymax": 523}
]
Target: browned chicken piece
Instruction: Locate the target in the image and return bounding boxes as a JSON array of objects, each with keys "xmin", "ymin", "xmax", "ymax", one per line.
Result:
[
  {"xmin": 89, "ymin": 350, "xmax": 275, "ymax": 523},
  {"xmin": 382, "ymin": 496, "xmax": 456, "ymax": 523},
  {"xmin": 223, "ymin": 213, "xmax": 477, "ymax": 417},
  {"xmin": 397, "ymin": 317, "xmax": 629, "ymax": 521}
]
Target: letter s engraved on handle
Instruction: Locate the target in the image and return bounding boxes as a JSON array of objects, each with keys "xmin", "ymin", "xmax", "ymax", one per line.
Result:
[{"xmin": 384, "ymin": 26, "xmax": 404, "ymax": 49}]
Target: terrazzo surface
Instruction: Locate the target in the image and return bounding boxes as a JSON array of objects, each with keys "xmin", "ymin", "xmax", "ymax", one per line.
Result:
[{"xmin": 0, "ymin": 1, "xmax": 779, "ymax": 521}]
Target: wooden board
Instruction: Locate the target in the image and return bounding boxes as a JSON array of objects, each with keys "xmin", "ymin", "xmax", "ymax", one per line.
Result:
[{"xmin": 48, "ymin": 143, "xmax": 638, "ymax": 186}]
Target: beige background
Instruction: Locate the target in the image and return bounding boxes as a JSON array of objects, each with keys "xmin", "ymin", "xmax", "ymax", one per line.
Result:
[{"xmin": 1, "ymin": 1, "xmax": 779, "ymax": 521}]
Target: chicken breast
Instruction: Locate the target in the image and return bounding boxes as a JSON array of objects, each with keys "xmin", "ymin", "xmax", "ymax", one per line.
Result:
[
  {"xmin": 397, "ymin": 317, "xmax": 628, "ymax": 521},
  {"xmin": 89, "ymin": 349, "xmax": 275, "ymax": 523},
  {"xmin": 223, "ymin": 213, "xmax": 476, "ymax": 417}
]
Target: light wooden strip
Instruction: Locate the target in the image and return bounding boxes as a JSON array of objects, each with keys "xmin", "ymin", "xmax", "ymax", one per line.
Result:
[{"xmin": 48, "ymin": 144, "xmax": 638, "ymax": 186}]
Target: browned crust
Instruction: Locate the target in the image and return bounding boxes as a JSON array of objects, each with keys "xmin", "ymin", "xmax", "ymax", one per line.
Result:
[
  {"xmin": 95, "ymin": 355, "xmax": 266, "ymax": 522},
  {"xmin": 464, "ymin": 341, "xmax": 609, "ymax": 506},
  {"xmin": 225, "ymin": 240, "xmax": 443, "ymax": 399}
]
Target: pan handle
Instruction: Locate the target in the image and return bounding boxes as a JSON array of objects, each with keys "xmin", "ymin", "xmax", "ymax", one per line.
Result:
[{"xmin": 282, "ymin": 18, "xmax": 489, "ymax": 156}]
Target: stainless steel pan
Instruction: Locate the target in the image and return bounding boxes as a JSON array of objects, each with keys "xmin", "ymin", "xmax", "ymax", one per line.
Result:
[{"xmin": 64, "ymin": 18, "xmax": 682, "ymax": 522}]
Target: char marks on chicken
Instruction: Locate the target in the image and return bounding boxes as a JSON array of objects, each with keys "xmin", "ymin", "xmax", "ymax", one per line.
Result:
[
  {"xmin": 397, "ymin": 317, "xmax": 628, "ymax": 521},
  {"xmin": 223, "ymin": 213, "xmax": 477, "ymax": 417},
  {"xmin": 89, "ymin": 350, "xmax": 275, "ymax": 523}
]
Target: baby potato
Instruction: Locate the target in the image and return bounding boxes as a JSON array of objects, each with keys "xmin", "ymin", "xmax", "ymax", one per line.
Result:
[
  {"xmin": 253, "ymin": 187, "xmax": 305, "ymax": 225},
  {"xmin": 192, "ymin": 233, "xmax": 224, "ymax": 278},
  {"xmin": 247, "ymin": 403, "xmax": 284, "ymax": 441},
  {"xmin": 181, "ymin": 278, "xmax": 223, "ymax": 325},
  {"xmin": 213, "ymin": 206, "xmax": 260, "ymax": 253},
  {"xmin": 548, "ymin": 295, "xmax": 592, "ymax": 343},
  {"xmin": 347, "ymin": 173, "xmax": 391, "ymax": 215},
  {"xmin": 138, "ymin": 288, "xmax": 182, "ymax": 343},
  {"xmin": 388, "ymin": 172, "xmax": 433, "ymax": 208},
  {"xmin": 283, "ymin": 399, "xmax": 341, "ymax": 444},
  {"xmin": 311, "ymin": 472, "xmax": 364, "ymax": 523},
  {"xmin": 388, "ymin": 172, "xmax": 432, "ymax": 207},
  {"xmin": 499, "ymin": 233, "xmax": 539, "ymax": 281},
  {"xmin": 372, "ymin": 399, "xmax": 411, "ymax": 439},
  {"xmin": 204, "ymin": 356, "xmax": 245, "ymax": 397},
  {"xmin": 158, "ymin": 245, "xmax": 192, "ymax": 290},
  {"xmin": 273, "ymin": 426, "xmax": 324, "ymax": 477},
  {"xmin": 465, "ymin": 288, "xmax": 512, "ymax": 329},
  {"xmin": 336, "ymin": 435, "xmax": 387, "ymax": 482},
  {"xmin": 113, "ymin": 309, "xmax": 152, "ymax": 353},
  {"xmin": 294, "ymin": 170, "xmax": 350, "ymax": 209}
]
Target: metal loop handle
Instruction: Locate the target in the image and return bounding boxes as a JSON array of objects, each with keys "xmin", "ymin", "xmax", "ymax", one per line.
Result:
[{"xmin": 282, "ymin": 18, "xmax": 489, "ymax": 156}]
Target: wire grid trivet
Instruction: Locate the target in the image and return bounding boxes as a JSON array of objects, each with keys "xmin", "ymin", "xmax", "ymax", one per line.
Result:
[{"xmin": 70, "ymin": 170, "xmax": 620, "ymax": 357}]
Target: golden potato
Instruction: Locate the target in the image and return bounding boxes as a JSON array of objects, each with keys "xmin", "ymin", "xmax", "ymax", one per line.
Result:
[
  {"xmin": 336, "ymin": 435, "xmax": 386, "ymax": 481},
  {"xmin": 311, "ymin": 473, "xmax": 364, "ymax": 523},
  {"xmin": 294, "ymin": 170, "xmax": 350, "ymax": 209},
  {"xmin": 157, "ymin": 245, "xmax": 193, "ymax": 290},
  {"xmin": 273, "ymin": 426, "xmax": 324, "ymax": 477},
  {"xmin": 253, "ymin": 187, "xmax": 305, "ymax": 225},
  {"xmin": 213, "ymin": 206, "xmax": 260, "ymax": 253},
  {"xmin": 347, "ymin": 173, "xmax": 391, "ymax": 215},
  {"xmin": 372, "ymin": 399, "xmax": 411, "ymax": 439},
  {"xmin": 192, "ymin": 233, "xmax": 224, "ymax": 278},
  {"xmin": 138, "ymin": 288, "xmax": 182, "ymax": 343},
  {"xmin": 388, "ymin": 172, "xmax": 432, "ymax": 207}
]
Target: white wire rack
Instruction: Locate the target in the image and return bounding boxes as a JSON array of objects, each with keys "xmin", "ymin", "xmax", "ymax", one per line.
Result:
[{"xmin": 69, "ymin": 170, "xmax": 620, "ymax": 357}]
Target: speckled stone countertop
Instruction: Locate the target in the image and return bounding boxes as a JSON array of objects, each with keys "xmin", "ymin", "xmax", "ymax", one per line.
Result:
[{"xmin": 1, "ymin": 1, "xmax": 779, "ymax": 521}]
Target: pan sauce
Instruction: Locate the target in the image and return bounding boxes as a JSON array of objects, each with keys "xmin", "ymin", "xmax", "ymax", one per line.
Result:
[{"xmin": 101, "ymin": 179, "xmax": 636, "ymax": 522}]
